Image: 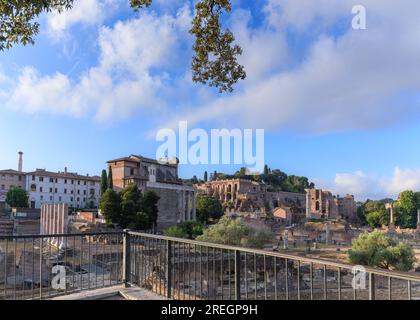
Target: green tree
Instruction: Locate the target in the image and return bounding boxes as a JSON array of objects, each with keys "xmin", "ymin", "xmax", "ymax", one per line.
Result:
[
  {"xmin": 204, "ymin": 171, "xmax": 208, "ymax": 182},
  {"xmin": 1, "ymin": 0, "xmax": 245, "ymax": 92},
  {"xmin": 141, "ymin": 191, "xmax": 160, "ymax": 229},
  {"xmin": 163, "ymin": 221, "xmax": 204, "ymax": 239},
  {"xmin": 99, "ymin": 189, "xmax": 121, "ymax": 225},
  {"xmin": 119, "ymin": 183, "xmax": 143, "ymax": 228},
  {"xmin": 6, "ymin": 187, "xmax": 28, "ymax": 208},
  {"xmin": 348, "ymin": 231, "xmax": 415, "ymax": 271},
  {"xmin": 197, "ymin": 216, "xmax": 273, "ymax": 249},
  {"xmin": 263, "ymin": 164, "xmax": 269, "ymax": 175},
  {"xmin": 196, "ymin": 195, "xmax": 224, "ymax": 224},
  {"xmin": 396, "ymin": 190, "xmax": 417, "ymax": 228},
  {"xmin": 118, "ymin": 184, "xmax": 159, "ymax": 230},
  {"xmin": 358, "ymin": 199, "xmax": 390, "ymax": 227},
  {"xmin": 100, "ymin": 169, "xmax": 108, "ymax": 195},
  {"xmin": 366, "ymin": 210, "xmax": 389, "ymax": 228},
  {"xmin": 107, "ymin": 166, "xmax": 113, "ymax": 190}
]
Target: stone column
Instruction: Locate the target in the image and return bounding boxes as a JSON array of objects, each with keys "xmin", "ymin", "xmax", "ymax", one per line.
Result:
[
  {"xmin": 305, "ymin": 190, "xmax": 311, "ymax": 219},
  {"xmin": 417, "ymin": 209, "xmax": 420, "ymax": 227},
  {"xmin": 283, "ymin": 230, "xmax": 289, "ymax": 249},
  {"xmin": 325, "ymin": 222, "xmax": 331, "ymax": 245},
  {"xmin": 186, "ymin": 191, "xmax": 191, "ymax": 221},
  {"xmin": 192, "ymin": 191, "xmax": 196, "ymax": 221},
  {"xmin": 385, "ymin": 203, "xmax": 396, "ymax": 236}
]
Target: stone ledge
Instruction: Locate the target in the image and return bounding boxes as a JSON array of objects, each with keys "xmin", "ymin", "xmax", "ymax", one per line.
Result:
[{"xmin": 49, "ymin": 285, "xmax": 167, "ymax": 300}]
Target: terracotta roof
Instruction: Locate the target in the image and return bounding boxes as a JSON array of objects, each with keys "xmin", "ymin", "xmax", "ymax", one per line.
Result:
[
  {"xmin": 107, "ymin": 154, "xmax": 178, "ymax": 167},
  {"xmin": 0, "ymin": 169, "xmax": 24, "ymax": 175},
  {"xmin": 25, "ymin": 169, "xmax": 100, "ymax": 181}
]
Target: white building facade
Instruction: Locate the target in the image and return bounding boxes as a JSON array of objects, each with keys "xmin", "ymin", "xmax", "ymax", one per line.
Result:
[{"xmin": 25, "ymin": 169, "xmax": 100, "ymax": 209}]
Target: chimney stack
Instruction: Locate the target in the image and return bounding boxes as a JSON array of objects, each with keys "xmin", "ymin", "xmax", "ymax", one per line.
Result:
[{"xmin": 18, "ymin": 151, "xmax": 23, "ymax": 172}]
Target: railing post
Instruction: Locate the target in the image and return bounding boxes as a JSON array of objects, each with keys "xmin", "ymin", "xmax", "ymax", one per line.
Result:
[
  {"xmin": 235, "ymin": 250, "xmax": 241, "ymax": 300},
  {"xmin": 166, "ymin": 240, "xmax": 172, "ymax": 299},
  {"xmin": 369, "ymin": 273, "xmax": 375, "ymax": 300},
  {"xmin": 123, "ymin": 229, "xmax": 131, "ymax": 288}
]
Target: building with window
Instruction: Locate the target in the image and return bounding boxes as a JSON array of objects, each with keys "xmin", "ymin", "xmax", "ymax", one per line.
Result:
[
  {"xmin": 107, "ymin": 155, "xmax": 196, "ymax": 229},
  {"xmin": 305, "ymin": 188, "xmax": 357, "ymax": 220},
  {"xmin": 0, "ymin": 152, "xmax": 26, "ymax": 211},
  {"xmin": 0, "ymin": 169, "xmax": 26, "ymax": 211},
  {"xmin": 25, "ymin": 168, "xmax": 100, "ymax": 210}
]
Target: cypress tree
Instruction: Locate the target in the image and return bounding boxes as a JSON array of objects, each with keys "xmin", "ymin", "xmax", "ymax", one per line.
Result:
[
  {"xmin": 107, "ymin": 166, "xmax": 114, "ymax": 190},
  {"xmin": 204, "ymin": 171, "xmax": 208, "ymax": 182},
  {"xmin": 100, "ymin": 169, "xmax": 108, "ymax": 194}
]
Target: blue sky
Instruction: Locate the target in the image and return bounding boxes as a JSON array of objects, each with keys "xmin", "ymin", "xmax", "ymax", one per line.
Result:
[{"xmin": 1, "ymin": 0, "xmax": 420, "ymax": 201}]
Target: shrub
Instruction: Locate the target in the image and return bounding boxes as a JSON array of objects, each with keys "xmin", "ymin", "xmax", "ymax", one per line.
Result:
[
  {"xmin": 348, "ymin": 231, "xmax": 415, "ymax": 271},
  {"xmin": 196, "ymin": 216, "xmax": 273, "ymax": 249},
  {"xmin": 163, "ymin": 221, "xmax": 204, "ymax": 239},
  {"xmin": 196, "ymin": 195, "xmax": 224, "ymax": 223}
]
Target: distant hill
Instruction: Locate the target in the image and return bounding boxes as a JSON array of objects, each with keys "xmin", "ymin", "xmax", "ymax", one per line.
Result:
[{"xmin": 186, "ymin": 166, "xmax": 315, "ymax": 194}]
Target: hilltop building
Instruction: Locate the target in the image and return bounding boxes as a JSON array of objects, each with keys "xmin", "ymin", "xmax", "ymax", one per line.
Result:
[
  {"xmin": 196, "ymin": 179, "xmax": 306, "ymax": 223},
  {"xmin": 305, "ymin": 188, "xmax": 357, "ymax": 220},
  {"xmin": 107, "ymin": 155, "xmax": 196, "ymax": 230}
]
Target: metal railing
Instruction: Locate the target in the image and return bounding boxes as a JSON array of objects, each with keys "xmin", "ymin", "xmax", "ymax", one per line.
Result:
[
  {"xmin": 124, "ymin": 231, "xmax": 420, "ymax": 300},
  {"xmin": 0, "ymin": 232, "xmax": 123, "ymax": 300},
  {"xmin": 1, "ymin": 229, "xmax": 420, "ymax": 300}
]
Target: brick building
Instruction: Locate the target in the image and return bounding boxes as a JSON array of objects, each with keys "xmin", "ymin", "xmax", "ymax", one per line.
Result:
[
  {"xmin": 305, "ymin": 188, "xmax": 356, "ymax": 220},
  {"xmin": 196, "ymin": 179, "xmax": 306, "ymax": 219},
  {"xmin": 107, "ymin": 155, "xmax": 196, "ymax": 230},
  {"xmin": 0, "ymin": 152, "xmax": 26, "ymax": 211}
]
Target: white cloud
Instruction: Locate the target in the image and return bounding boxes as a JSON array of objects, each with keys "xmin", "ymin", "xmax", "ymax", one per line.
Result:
[
  {"xmin": 4, "ymin": 0, "xmax": 420, "ymax": 135},
  {"xmin": 46, "ymin": 0, "xmax": 119, "ymax": 39},
  {"xmin": 5, "ymin": 6, "xmax": 193, "ymax": 122},
  {"xmin": 315, "ymin": 167, "xmax": 420, "ymax": 201},
  {"xmin": 171, "ymin": 1, "xmax": 420, "ymax": 133}
]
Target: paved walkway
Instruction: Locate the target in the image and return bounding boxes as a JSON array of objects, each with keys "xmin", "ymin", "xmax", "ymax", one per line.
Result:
[{"xmin": 49, "ymin": 285, "xmax": 167, "ymax": 300}]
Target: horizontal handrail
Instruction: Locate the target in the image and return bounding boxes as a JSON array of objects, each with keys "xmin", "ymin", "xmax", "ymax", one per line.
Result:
[
  {"xmin": 127, "ymin": 230, "xmax": 420, "ymax": 282},
  {"xmin": 0, "ymin": 231, "xmax": 123, "ymax": 240}
]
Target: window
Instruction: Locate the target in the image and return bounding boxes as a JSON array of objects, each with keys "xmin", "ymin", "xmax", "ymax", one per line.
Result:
[
  {"xmin": 84, "ymin": 181, "xmax": 87, "ymax": 186},
  {"xmin": 71, "ymin": 190, "xmax": 74, "ymax": 195},
  {"xmin": 1, "ymin": 185, "xmax": 4, "ymax": 190},
  {"xmin": 50, "ymin": 196, "xmax": 53, "ymax": 201},
  {"xmin": 83, "ymin": 190, "xmax": 86, "ymax": 195},
  {"xmin": 130, "ymin": 168, "xmax": 134, "ymax": 175},
  {"xmin": 18, "ymin": 176, "xmax": 22, "ymax": 181},
  {"xmin": 40, "ymin": 196, "xmax": 43, "ymax": 201},
  {"xmin": 49, "ymin": 178, "xmax": 54, "ymax": 183},
  {"xmin": 32, "ymin": 176, "xmax": 35, "ymax": 181},
  {"xmin": 40, "ymin": 187, "xmax": 43, "ymax": 193},
  {"xmin": 77, "ymin": 181, "xmax": 80, "ymax": 185},
  {"xmin": 59, "ymin": 196, "xmax": 62, "ymax": 202},
  {"xmin": 55, "ymin": 178, "xmax": 58, "ymax": 183},
  {"xmin": 39, "ymin": 177, "xmax": 44, "ymax": 182},
  {"xmin": 64, "ymin": 189, "xmax": 67, "ymax": 194},
  {"xmin": 70, "ymin": 197, "xmax": 73, "ymax": 202},
  {"xmin": 55, "ymin": 188, "xmax": 58, "ymax": 193},
  {"xmin": 64, "ymin": 179, "xmax": 67, "ymax": 184},
  {"xmin": 71, "ymin": 180, "xmax": 74, "ymax": 185},
  {"xmin": 49, "ymin": 188, "xmax": 53, "ymax": 193},
  {"xmin": 77, "ymin": 190, "xmax": 80, "ymax": 195},
  {"xmin": 30, "ymin": 184, "xmax": 36, "ymax": 192}
]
